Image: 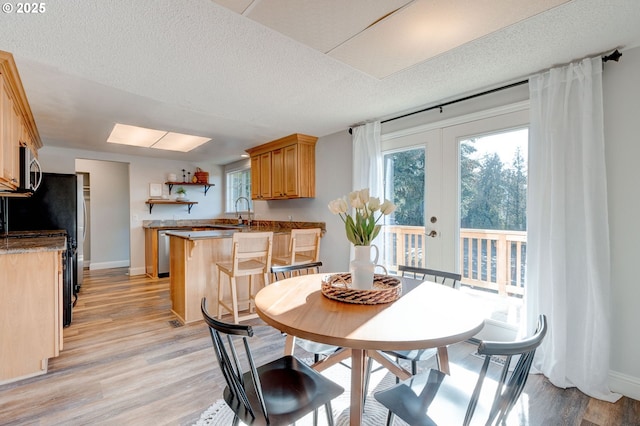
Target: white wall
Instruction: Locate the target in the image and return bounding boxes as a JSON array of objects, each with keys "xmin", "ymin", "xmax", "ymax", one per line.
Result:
[
  {"xmin": 603, "ymin": 46, "xmax": 640, "ymax": 398},
  {"xmin": 76, "ymin": 159, "xmax": 130, "ymax": 270},
  {"xmin": 37, "ymin": 146, "xmax": 224, "ymax": 275}
]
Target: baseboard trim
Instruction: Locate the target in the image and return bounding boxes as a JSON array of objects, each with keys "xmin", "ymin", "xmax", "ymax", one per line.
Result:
[
  {"xmin": 610, "ymin": 370, "xmax": 640, "ymax": 401},
  {"xmin": 89, "ymin": 260, "xmax": 130, "ymax": 270}
]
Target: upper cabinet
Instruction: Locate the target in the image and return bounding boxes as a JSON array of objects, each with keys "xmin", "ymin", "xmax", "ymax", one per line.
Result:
[
  {"xmin": 246, "ymin": 134, "xmax": 317, "ymax": 200},
  {"xmin": 0, "ymin": 50, "xmax": 42, "ymax": 192}
]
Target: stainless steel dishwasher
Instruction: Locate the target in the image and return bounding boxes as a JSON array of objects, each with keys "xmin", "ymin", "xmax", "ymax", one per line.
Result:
[{"xmin": 157, "ymin": 230, "xmax": 172, "ymax": 277}]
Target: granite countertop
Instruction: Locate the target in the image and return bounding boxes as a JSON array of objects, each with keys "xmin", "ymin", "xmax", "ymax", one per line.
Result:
[
  {"xmin": 0, "ymin": 235, "xmax": 67, "ymax": 254},
  {"xmin": 165, "ymin": 229, "xmax": 238, "ymax": 240},
  {"xmin": 142, "ymin": 219, "xmax": 238, "ymax": 230},
  {"xmin": 143, "ymin": 219, "xmax": 326, "ymax": 233},
  {"xmin": 166, "ymin": 224, "xmax": 292, "ymax": 240}
]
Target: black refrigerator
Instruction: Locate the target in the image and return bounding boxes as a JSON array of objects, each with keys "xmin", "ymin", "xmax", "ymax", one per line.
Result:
[{"xmin": 6, "ymin": 173, "xmax": 85, "ymax": 327}]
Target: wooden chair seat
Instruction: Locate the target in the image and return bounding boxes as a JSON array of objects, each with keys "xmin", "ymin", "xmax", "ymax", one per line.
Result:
[
  {"xmin": 217, "ymin": 259, "xmax": 271, "ymax": 276},
  {"xmin": 272, "ymin": 252, "xmax": 316, "ymax": 266}
]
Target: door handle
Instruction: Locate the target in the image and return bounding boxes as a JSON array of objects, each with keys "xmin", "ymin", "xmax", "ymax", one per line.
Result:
[{"xmin": 427, "ymin": 230, "xmax": 438, "ymax": 238}]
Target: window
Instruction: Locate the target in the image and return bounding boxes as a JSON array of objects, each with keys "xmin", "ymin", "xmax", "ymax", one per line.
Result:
[{"xmin": 225, "ymin": 168, "xmax": 252, "ymax": 213}]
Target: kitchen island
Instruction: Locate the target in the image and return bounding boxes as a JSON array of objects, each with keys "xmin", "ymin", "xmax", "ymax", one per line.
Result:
[
  {"xmin": 165, "ymin": 223, "xmax": 319, "ymax": 324},
  {"xmin": 143, "ymin": 220, "xmax": 247, "ymax": 278},
  {"xmin": 0, "ymin": 234, "xmax": 65, "ymax": 384}
]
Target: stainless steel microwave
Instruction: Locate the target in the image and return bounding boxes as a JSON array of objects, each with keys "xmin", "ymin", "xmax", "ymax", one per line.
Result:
[{"xmin": 18, "ymin": 145, "xmax": 42, "ymax": 193}]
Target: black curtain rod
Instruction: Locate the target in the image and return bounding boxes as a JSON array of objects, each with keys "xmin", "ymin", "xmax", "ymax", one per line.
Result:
[
  {"xmin": 381, "ymin": 79, "xmax": 528, "ymax": 125},
  {"xmin": 349, "ymin": 49, "xmax": 622, "ymax": 133}
]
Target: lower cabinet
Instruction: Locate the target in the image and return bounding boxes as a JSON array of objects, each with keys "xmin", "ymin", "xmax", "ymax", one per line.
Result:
[
  {"xmin": 0, "ymin": 249, "xmax": 63, "ymax": 384},
  {"xmin": 144, "ymin": 228, "xmax": 159, "ymax": 278}
]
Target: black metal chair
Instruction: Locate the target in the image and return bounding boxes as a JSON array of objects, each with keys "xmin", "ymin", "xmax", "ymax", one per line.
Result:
[
  {"xmin": 383, "ymin": 265, "xmax": 463, "ymax": 375},
  {"xmin": 201, "ymin": 298, "xmax": 343, "ymax": 426},
  {"xmin": 271, "ymin": 262, "xmax": 342, "ymax": 362},
  {"xmin": 374, "ymin": 314, "xmax": 548, "ymax": 426},
  {"xmin": 270, "ymin": 261, "xmax": 323, "ymax": 280},
  {"xmin": 398, "ymin": 264, "xmax": 462, "ymax": 289}
]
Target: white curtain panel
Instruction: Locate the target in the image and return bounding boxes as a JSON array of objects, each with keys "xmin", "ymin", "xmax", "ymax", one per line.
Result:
[
  {"xmin": 352, "ymin": 121, "xmax": 382, "ymax": 196},
  {"xmin": 351, "ymin": 121, "xmax": 384, "ymax": 255},
  {"xmin": 527, "ymin": 56, "xmax": 620, "ymax": 402}
]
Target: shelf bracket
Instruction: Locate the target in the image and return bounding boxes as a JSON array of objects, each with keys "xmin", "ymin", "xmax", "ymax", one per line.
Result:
[
  {"xmin": 148, "ymin": 203, "xmax": 154, "ymax": 214},
  {"xmin": 187, "ymin": 203, "xmax": 194, "ymax": 214}
]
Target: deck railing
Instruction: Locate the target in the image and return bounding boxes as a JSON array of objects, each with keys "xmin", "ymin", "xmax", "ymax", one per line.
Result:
[{"xmin": 380, "ymin": 225, "xmax": 526, "ymax": 296}]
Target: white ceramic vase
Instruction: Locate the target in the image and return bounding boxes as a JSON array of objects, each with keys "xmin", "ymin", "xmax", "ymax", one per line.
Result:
[{"xmin": 350, "ymin": 245, "xmax": 379, "ymax": 290}]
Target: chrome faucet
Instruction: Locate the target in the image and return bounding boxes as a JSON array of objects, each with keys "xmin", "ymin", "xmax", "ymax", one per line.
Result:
[{"xmin": 235, "ymin": 196, "xmax": 252, "ymax": 226}]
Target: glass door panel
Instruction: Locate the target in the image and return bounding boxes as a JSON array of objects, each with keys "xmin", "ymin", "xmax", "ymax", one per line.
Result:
[
  {"xmin": 381, "ymin": 147, "xmax": 425, "ymax": 273},
  {"xmin": 458, "ymin": 128, "xmax": 528, "ymax": 329}
]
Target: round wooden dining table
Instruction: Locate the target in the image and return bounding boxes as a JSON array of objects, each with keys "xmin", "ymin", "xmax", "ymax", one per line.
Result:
[{"xmin": 254, "ymin": 273, "xmax": 486, "ymax": 426}]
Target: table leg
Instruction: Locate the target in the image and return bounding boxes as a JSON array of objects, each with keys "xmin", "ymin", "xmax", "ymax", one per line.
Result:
[
  {"xmin": 437, "ymin": 346, "xmax": 450, "ymax": 375},
  {"xmin": 284, "ymin": 334, "xmax": 295, "ymax": 356},
  {"xmin": 310, "ymin": 347, "xmax": 350, "ymax": 372},
  {"xmin": 350, "ymin": 348, "xmax": 366, "ymax": 426},
  {"xmin": 367, "ymin": 350, "xmax": 411, "ymax": 381}
]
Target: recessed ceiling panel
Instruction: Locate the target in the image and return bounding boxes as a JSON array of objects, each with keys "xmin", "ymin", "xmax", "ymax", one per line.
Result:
[
  {"xmin": 328, "ymin": 0, "xmax": 571, "ymax": 78},
  {"xmin": 152, "ymin": 133, "xmax": 211, "ymax": 152},
  {"xmin": 210, "ymin": 0, "xmax": 253, "ymax": 14},
  {"xmin": 231, "ymin": 0, "xmax": 413, "ymax": 53}
]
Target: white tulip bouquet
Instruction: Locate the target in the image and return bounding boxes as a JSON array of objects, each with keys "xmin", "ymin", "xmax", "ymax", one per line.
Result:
[{"xmin": 328, "ymin": 188, "xmax": 396, "ymax": 246}]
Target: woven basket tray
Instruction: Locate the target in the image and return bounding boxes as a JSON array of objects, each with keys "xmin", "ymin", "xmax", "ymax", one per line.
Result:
[{"xmin": 321, "ymin": 273, "xmax": 402, "ymax": 305}]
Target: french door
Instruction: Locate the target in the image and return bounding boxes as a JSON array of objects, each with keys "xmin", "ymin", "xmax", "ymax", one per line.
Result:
[{"xmin": 381, "ymin": 107, "xmax": 529, "ymax": 338}]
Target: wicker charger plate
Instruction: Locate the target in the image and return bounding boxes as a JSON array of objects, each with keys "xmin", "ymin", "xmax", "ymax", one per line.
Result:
[{"xmin": 321, "ymin": 273, "xmax": 402, "ymax": 305}]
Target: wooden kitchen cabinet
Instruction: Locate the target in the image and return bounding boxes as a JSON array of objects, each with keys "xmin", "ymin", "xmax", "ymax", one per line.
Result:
[
  {"xmin": 1, "ymin": 248, "xmax": 64, "ymax": 384},
  {"xmin": 0, "ymin": 50, "xmax": 42, "ymax": 191},
  {"xmin": 251, "ymin": 151, "xmax": 273, "ymax": 199},
  {"xmin": 0, "ymin": 72, "xmax": 19, "ymax": 190},
  {"xmin": 144, "ymin": 227, "xmax": 159, "ymax": 278},
  {"xmin": 246, "ymin": 133, "xmax": 317, "ymax": 200}
]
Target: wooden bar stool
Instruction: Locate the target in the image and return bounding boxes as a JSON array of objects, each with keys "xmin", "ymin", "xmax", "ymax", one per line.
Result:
[
  {"xmin": 272, "ymin": 228, "xmax": 321, "ymax": 273},
  {"xmin": 216, "ymin": 231, "xmax": 273, "ymax": 323}
]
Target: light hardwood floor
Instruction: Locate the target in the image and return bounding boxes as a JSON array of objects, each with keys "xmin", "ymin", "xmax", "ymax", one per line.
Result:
[{"xmin": 0, "ymin": 268, "xmax": 638, "ymax": 425}]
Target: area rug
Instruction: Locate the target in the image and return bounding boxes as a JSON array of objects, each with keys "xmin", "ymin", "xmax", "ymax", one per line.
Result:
[{"xmin": 193, "ymin": 359, "xmax": 410, "ymax": 425}]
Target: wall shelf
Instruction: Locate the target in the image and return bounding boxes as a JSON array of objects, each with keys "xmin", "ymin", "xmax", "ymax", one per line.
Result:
[
  {"xmin": 165, "ymin": 182, "xmax": 214, "ymax": 196},
  {"xmin": 146, "ymin": 199, "xmax": 198, "ymax": 214}
]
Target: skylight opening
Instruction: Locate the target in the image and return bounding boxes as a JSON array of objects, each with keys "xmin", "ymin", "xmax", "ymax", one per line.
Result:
[{"xmin": 107, "ymin": 123, "xmax": 210, "ymax": 152}]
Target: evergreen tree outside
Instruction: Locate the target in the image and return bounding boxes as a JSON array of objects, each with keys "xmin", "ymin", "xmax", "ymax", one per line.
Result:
[
  {"xmin": 460, "ymin": 133, "xmax": 527, "ymax": 232},
  {"xmin": 503, "ymin": 147, "xmax": 527, "ymax": 231},
  {"xmin": 383, "ymin": 149, "xmax": 425, "ymax": 226},
  {"xmin": 380, "ymin": 128, "xmax": 527, "ymax": 294},
  {"xmin": 381, "ymin": 133, "xmax": 526, "ymax": 232}
]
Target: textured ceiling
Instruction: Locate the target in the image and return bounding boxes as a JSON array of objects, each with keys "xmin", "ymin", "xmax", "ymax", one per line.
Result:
[
  {"xmin": 222, "ymin": 0, "xmax": 570, "ymax": 78},
  {"xmin": 0, "ymin": 0, "xmax": 639, "ymax": 165}
]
